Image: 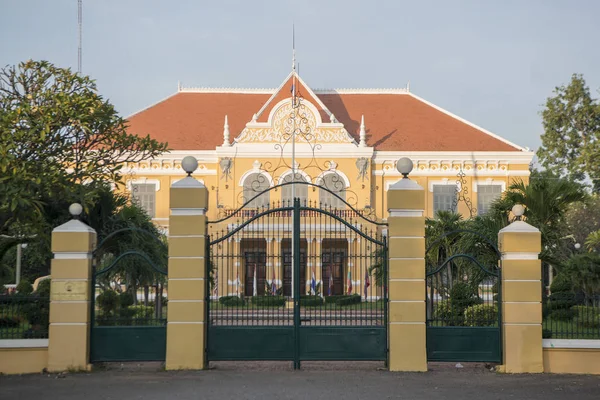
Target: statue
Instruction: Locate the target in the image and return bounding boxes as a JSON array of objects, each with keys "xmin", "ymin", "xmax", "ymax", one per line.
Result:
[
  {"xmin": 220, "ymin": 157, "xmax": 232, "ymax": 181},
  {"xmin": 356, "ymin": 157, "xmax": 369, "ymax": 181}
]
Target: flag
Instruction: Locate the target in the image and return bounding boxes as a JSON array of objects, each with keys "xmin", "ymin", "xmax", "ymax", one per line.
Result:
[
  {"xmin": 271, "ymin": 267, "xmax": 277, "ymax": 295},
  {"xmin": 328, "ymin": 267, "xmax": 333, "ymax": 296},
  {"xmin": 347, "ymin": 269, "xmax": 352, "ymax": 295},
  {"xmin": 310, "ymin": 266, "xmax": 316, "ymax": 295},
  {"xmin": 364, "ymin": 268, "xmax": 370, "ymax": 299},
  {"xmin": 253, "ymin": 266, "xmax": 258, "ymax": 297},
  {"xmin": 214, "ymin": 267, "xmax": 218, "ymax": 298}
]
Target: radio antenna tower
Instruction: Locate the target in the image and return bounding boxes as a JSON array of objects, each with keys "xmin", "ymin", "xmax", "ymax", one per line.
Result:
[{"xmin": 78, "ymin": 0, "xmax": 82, "ymax": 73}]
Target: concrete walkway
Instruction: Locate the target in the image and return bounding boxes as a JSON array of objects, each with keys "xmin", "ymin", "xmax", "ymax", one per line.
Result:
[{"xmin": 1, "ymin": 362, "xmax": 599, "ymax": 400}]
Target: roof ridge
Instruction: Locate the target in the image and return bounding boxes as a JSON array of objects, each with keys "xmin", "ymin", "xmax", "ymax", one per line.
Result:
[{"xmin": 178, "ymin": 86, "xmax": 410, "ymax": 95}]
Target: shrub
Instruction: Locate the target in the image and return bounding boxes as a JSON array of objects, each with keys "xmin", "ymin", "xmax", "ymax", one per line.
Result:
[
  {"xmin": 325, "ymin": 295, "xmax": 349, "ymax": 304},
  {"xmin": 549, "ymin": 274, "xmax": 572, "ymax": 293},
  {"xmin": 35, "ymin": 279, "xmax": 51, "ymax": 297},
  {"xmin": 542, "ymin": 328, "xmax": 552, "ymax": 339},
  {"xmin": 300, "ymin": 295, "xmax": 323, "ymax": 306},
  {"xmin": 449, "ymin": 282, "xmax": 483, "ymax": 315},
  {"xmin": 336, "ymin": 294, "xmax": 361, "ymax": 306},
  {"xmin": 218, "ymin": 296, "xmax": 245, "ymax": 306},
  {"xmin": 16, "ymin": 280, "xmax": 33, "ymax": 295},
  {"xmin": 119, "ymin": 292, "xmax": 135, "ymax": 307},
  {"xmin": 130, "ymin": 305, "xmax": 155, "ymax": 319},
  {"xmin": 547, "ymin": 292, "xmax": 578, "ymax": 310},
  {"xmin": 96, "ymin": 290, "xmax": 119, "ymax": 315},
  {"xmin": 252, "ymin": 296, "xmax": 286, "ymax": 307},
  {"xmin": 572, "ymin": 305, "xmax": 600, "ymax": 328},
  {"xmin": 463, "ymin": 304, "xmax": 498, "ymax": 327},
  {"xmin": 0, "ymin": 315, "xmax": 20, "ymax": 328},
  {"xmin": 549, "ymin": 308, "xmax": 576, "ymax": 321}
]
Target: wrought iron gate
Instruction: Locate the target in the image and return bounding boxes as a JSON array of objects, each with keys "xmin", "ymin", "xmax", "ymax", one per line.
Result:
[
  {"xmin": 206, "ymin": 183, "xmax": 388, "ymax": 368},
  {"xmin": 425, "ymin": 230, "xmax": 502, "ymax": 363},
  {"xmin": 90, "ymin": 228, "xmax": 168, "ymax": 363}
]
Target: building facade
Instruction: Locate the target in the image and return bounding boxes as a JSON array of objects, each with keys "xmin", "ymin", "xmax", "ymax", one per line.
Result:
[{"xmin": 124, "ymin": 72, "xmax": 534, "ymax": 297}]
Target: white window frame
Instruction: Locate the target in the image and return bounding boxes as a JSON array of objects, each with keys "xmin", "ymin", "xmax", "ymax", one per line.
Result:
[
  {"xmin": 129, "ymin": 180, "xmax": 158, "ymax": 218},
  {"xmin": 317, "ymin": 172, "xmax": 347, "ymax": 209},
  {"xmin": 473, "ymin": 179, "xmax": 506, "ymax": 215},
  {"xmin": 429, "ymin": 179, "xmax": 460, "ymax": 214},
  {"xmin": 241, "ymin": 172, "xmax": 271, "ymax": 208}
]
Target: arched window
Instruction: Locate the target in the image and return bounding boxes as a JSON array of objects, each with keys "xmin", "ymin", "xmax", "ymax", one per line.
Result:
[
  {"xmin": 319, "ymin": 173, "xmax": 346, "ymax": 208},
  {"xmin": 281, "ymin": 173, "xmax": 308, "ymax": 206},
  {"xmin": 243, "ymin": 173, "xmax": 270, "ymax": 208}
]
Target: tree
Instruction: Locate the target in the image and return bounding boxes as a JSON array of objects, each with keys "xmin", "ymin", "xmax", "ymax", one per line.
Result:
[
  {"xmin": 537, "ymin": 74, "xmax": 600, "ymax": 192},
  {"xmin": 490, "ymin": 170, "xmax": 587, "ymax": 267},
  {"xmin": 565, "ymin": 195, "xmax": 600, "ymax": 252},
  {"xmin": 0, "ymin": 60, "xmax": 168, "ymax": 237}
]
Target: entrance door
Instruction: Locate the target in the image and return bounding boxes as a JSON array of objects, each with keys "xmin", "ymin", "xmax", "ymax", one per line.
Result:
[
  {"xmin": 244, "ymin": 251, "xmax": 266, "ymax": 296},
  {"xmin": 322, "ymin": 252, "xmax": 345, "ymax": 296},
  {"xmin": 282, "ymin": 242, "xmax": 306, "ymax": 297}
]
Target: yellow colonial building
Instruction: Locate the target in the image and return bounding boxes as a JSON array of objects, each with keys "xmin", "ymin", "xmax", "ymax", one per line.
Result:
[{"xmin": 123, "ymin": 71, "xmax": 533, "ymax": 298}]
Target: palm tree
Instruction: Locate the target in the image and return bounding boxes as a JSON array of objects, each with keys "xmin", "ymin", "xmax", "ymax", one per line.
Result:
[
  {"xmin": 490, "ymin": 170, "xmax": 587, "ymax": 267},
  {"xmin": 586, "ymin": 230, "xmax": 600, "ymax": 252}
]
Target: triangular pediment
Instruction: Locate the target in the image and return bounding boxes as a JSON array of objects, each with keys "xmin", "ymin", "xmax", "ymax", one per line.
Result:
[
  {"xmin": 255, "ymin": 72, "xmax": 331, "ymax": 122},
  {"xmin": 232, "ymin": 72, "xmax": 357, "ymax": 146}
]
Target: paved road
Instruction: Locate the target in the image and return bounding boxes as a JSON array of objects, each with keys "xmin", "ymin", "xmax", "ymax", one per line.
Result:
[{"xmin": 1, "ymin": 362, "xmax": 599, "ymax": 400}]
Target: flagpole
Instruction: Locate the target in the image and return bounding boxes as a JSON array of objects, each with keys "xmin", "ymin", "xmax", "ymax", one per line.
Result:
[{"xmin": 291, "ymin": 25, "xmax": 297, "ymax": 301}]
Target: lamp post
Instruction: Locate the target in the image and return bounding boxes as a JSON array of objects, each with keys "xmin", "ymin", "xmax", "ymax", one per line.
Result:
[{"xmin": 15, "ymin": 243, "xmax": 27, "ymax": 286}]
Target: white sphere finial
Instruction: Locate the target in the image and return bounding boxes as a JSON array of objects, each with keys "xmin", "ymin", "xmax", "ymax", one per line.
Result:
[
  {"xmin": 512, "ymin": 204, "xmax": 525, "ymax": 220},
  {"xmin": 574, "ymin": 243, "xmax": 581, "ymax": 250},
  {"xmin": 181, "ymin": 156, "xmax": 198, "ymax": 176},
  {"xmin": 396, "ymin": 157, "xmax": 413, "ymax": 178},
  {"xmin": 69, "ymin": 203, "xmax": 83, "ymax": 217}
]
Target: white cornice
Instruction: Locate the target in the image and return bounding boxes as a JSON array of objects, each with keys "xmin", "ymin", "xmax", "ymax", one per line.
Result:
[{"xmin": 373, "ymin": 151, "xmax": 535, "ymax": 163}]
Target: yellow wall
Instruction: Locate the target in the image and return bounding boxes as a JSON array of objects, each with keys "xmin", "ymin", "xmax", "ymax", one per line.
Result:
[
  {"xmin": 126, "ymin": 157, "xmax": 530, "ymax": 229},
  {"xmin": 544, "ymin": 348, "xmax": 600, "ymax": 375},
  {"xmin": 0, "ymin": 347, "xmax": 48, "ymax": 375}
]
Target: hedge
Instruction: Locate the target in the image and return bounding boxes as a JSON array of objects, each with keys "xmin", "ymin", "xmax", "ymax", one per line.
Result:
[
  {"xmin": 218, "ymin": 296, "xmax": 246, "ymax": 306},
  {"xmin": 463, "ymin": 304, "xmax": 498, "ymax": 327},
  {"xmin": 300, "ymin": 295, "xmax": 323, "ymax": 306},
  {"xmin": 252, "ymin": 296, "xmax": 286, "ymax": 307},
  {"xmin": 336, "ymin": 294, "xmax": 361, "ymax": 306}
]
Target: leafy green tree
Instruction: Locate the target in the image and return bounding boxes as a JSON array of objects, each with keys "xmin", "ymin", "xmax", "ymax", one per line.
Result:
[
  {"xmin": 566, "ymin": 195, "xmax": 600, "ymax": 252},
  {"xmin": 0, "ymin": 60, "xmax": 168, "ymax": 237},
  {"xmin": 490, "ymin": 170, "xmax": 587, "ymax": 266},
  {"xmin": 537, "ymin": 74, "xmax": 600, "ymax": 192}
]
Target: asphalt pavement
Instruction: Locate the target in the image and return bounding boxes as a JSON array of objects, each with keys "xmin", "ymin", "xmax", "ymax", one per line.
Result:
[{"xmin": 1, "ymin": 362, "xmax": 599, "ymax": 400}]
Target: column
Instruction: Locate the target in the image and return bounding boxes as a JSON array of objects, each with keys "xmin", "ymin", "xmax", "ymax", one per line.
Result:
[
  {"xmin": 498, "ymin": 207, "xmax": 543, "ymax": 373},
  {"xmin": 347, "ymin": 238, "xmax": 356, "ymax": 294},
  {"xmin": 166, "ymin": 159, "xmax": 208, "ymax": 370},
  {"xmin": 48, "ymin": 204, "xmax": 96, "ymax": 372},
  {"xmin": 387, "ymin": 160, "xmax": 427, "ymax": 372},
  {"xmin": 314, "ymin": 239, "xmax": 323, "ymax": 296},
  {"xmin": 273, "ymin": 238, "xmax": 282, "ymax": 292}
]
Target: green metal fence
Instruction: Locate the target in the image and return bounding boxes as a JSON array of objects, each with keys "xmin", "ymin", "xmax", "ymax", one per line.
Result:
[
  {"xmin": 543, "ymin": 293, "xmax": 600, "ymax": 339},
  {"xmin": 0, "ymin": 294, "xmax": 50, "ymax": 339}
]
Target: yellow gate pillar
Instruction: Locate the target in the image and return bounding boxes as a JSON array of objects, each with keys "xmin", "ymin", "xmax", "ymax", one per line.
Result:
[
  {"xmin": 48, "ymin": 203, "xmax": 96, "ymax": 372},
  {"xmin": 386, "ymin": 158, "xmax": 427, "ymax": 372},
  {"xmin": 166, "ymin": 157, "xmax": 208, "ymax": 370},
  {"xmin": 498, "ymin": 205, "xmax": 543, "ymax": 373}
]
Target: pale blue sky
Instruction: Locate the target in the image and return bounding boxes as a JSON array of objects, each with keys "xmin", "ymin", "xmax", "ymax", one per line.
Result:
[{"xmin": 1, "ymin": 0, "xmax": 599, "ymax": 151}]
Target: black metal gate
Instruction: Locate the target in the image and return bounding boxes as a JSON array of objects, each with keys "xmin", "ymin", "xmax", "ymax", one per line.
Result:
[
  {"xmin": 90, "ymin": 228, "xmax": 168, "ymax": 363},
  {"xmin": 206, "ymin": 183, "xmax": 388, "ymax": 368},
  {"xmin": 425, "ymin": 230, "xmax": 502, "ymax": 363}
]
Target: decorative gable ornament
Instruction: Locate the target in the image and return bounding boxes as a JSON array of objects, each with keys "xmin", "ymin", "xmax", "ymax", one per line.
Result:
[{"xmin": 234, "ymin": 98, "xmax": 356, "ymax": 145}]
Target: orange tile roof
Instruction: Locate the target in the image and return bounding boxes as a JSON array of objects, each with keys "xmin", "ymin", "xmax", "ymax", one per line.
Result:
[{"xmin": 126, "ymin": 87, "xmax": 521, "ymax": 152}]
